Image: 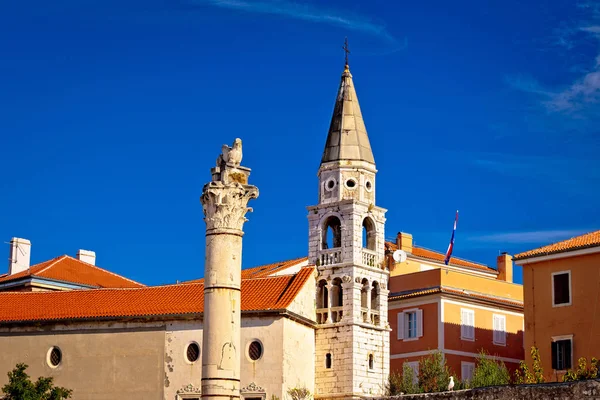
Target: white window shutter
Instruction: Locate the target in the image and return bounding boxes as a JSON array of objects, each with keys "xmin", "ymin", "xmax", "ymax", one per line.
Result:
[
  {"xmin": 493, "ymin": 315, "xmax": 499, "ymax": 343},
  {"xmin": 460, "ymin": 309, "xmax": 467, "ymax": 338},
  {"xmin": 469, "ymin": 311, "xmax": 475, "ymax": 339},
  {"xmin": 417, "ymin": 309, "xmax": 423, "ymax": 337},
  {"xmin": 461, "ymin": 363, "xmax": 468, "ymax": 381},
  {"xmin": 397, "ymin": 312, "xmax": 405, "ymax": 340}
]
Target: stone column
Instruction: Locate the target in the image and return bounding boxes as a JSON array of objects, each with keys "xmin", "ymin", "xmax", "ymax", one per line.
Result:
[
  {"xmin": 365, "ymin": 280, "xmax": 372, "ymax": 324},
  {"xmin": 326, "ymin": 282, "xmax": 333, "ymax": 323},
  {"xmin": 200, "ymin": 138, "xmax": 258, "ymax": 400}
]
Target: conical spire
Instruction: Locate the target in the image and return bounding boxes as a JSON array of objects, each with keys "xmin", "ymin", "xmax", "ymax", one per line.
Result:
[{"xmin": 321, "ymin": 63, "xmax": 375, "ymax": 165}]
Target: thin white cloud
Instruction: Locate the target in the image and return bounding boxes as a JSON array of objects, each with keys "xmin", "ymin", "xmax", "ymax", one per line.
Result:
[
  {"xmin": 468, "ymin": 230, "xmax": 589, "ymax": 244},
  {"xmin": 195, "ymin": 0, "xmax": 402, "ymax": 50},
  {"xmin": 507, "ymin": 7, "xmax": 600, "ymax": 115}
]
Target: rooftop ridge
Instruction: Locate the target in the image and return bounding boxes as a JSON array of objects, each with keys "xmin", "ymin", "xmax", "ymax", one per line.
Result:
[{"xmin": 59, "ymin": 255, "xmax": 145, "ymax": 287}]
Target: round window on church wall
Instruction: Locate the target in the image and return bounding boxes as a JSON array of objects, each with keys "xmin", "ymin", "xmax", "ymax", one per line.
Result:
[
  {"xmin": 47, "ymin": 346, "xmax": 62, "ymax": 368},
  {"xmin": 186, "ymin": 342, "xmax": 200, "ymax": 363},
  {"xmin": 345, "ymin": 179, "xmax": 357, "ymax": 189},
  {"xmin": 365, "ymin": 180, "xmax": 372, "ymax": 192},
  {"xmin": 248, "ymin": 340, "xmax": 263, "ymax": 361}
]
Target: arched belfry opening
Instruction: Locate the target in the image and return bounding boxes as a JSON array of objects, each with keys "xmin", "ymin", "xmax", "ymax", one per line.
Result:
[
  {"xmin": 331, "ymin": 278, "xmax": 343, "ymax": 307},
  {"xmin": 362, "ymin": 217, "xmax": 376, "ymax": 250},
  {"xmin": 361, "ymin": 278, "xmax": 369, "ymax": 309},
  {"xmin": 371, "ymin": 281, "xmax": 381, "ymax": 325},
  {"xmin": 322, "ymin": 216, "xmax": 342, "ymax": 249},
  {"xmin": 371, "ymin": 281, "xmax": 380, "ymax": 310},
  {"xmin": 317, "ymin": 280, "xmax": 329, "ymax": 309}
]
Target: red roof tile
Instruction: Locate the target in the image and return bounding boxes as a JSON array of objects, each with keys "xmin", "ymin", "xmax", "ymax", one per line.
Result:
[
  {"xmin": 385, "ymin": 242, "xmax": 494, "ymax": 272},
  {"xmin": 185, "ymin": 257, "xmax": 309, "ymax": 284},
  {"xmin": 0, "ymin": 267, "xmax": 315, "ymax": 323},
  {"xmin": 0, "ymin": 255, "xmax": 143, "ymax": 289},
  {"xmin": 389, "ymin": 286, "xmax": 523, "ymax": 308},
  {"xmin": 514, "ymin": 230, "xmax": 600, "ymax": 260}
]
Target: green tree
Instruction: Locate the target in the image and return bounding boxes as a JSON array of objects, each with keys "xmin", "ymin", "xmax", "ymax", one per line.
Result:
[
  {"xmin": 418, "ymin": 351, "xmax": 450, "ymax": 393},
  {"xmin": 2, "ymin": 363, "xmax": 72, "ymax": 400},
  {"xmin": 387, "ymin": 363, "xmax": 420, "ymax": 395},
  {"xmin": 470, "ymin": 350, "xmax": 510, "ymax": 388}
]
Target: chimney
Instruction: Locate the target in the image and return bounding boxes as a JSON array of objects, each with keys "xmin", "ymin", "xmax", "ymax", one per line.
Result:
[
  {"xmin": 8, "ymin": 238, "xmax": 31, "ymax": 275},
  {"xmin": 396, "ymin": 232, "xmax": 413, "ymax": 253},
  {"xmin": 496, "ymin": 252, "xmax": 513, "ymax": 283},
  {"xmin": 76, "ymin": 249, "xmax": 96, "ymax": 265}
]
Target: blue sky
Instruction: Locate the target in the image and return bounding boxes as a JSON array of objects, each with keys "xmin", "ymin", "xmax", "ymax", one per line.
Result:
[{"xmin": 1, "ymin": 0, "xmax": 599, "ymax": 286}]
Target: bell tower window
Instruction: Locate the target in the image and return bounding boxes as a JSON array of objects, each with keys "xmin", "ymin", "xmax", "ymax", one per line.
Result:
[
  {"xmin": 362, "ymin": 217, "xmax": 376, "ymax": 250},
  {"xmin": 317, "ymin": 280, "xmax": 329, "ymax": 309},
  {"xmin": 322, "ymin": 216, "xmax": 342, "ymax": 249}
]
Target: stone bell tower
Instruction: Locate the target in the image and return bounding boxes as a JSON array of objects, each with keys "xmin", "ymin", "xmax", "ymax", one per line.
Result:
[
  {"xmin": 200, "ymin": 138, "xmax": 259, "ymax": 400},
  {"xmin": 308, "ymin": 57, "xmax": 390, "ymax": 398}
]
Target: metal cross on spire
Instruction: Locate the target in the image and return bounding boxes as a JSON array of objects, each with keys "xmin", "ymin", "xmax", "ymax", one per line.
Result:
[{"xmin": 342, "ymin": 37, "xmax": 350, "ymax": 67}]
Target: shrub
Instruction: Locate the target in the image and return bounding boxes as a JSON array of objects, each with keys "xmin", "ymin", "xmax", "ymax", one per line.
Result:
[
  {"xmin": 470, "ymin": 350, "xmax": 510, "ymax": 388},
  {"xmin": 513, "ymin": 346, "xmax": 545, "ymax": 384},
  {"xmin": 287, "ymin": 386, "xmax": 311, "ymax": 400},
  {"xmin": 418, "ymin": 351, "xmax": 451, "ymax": 393},
  {"xmin": 2, "ymin": 363, "xmax": 72, "ymax": 400},
  {"xmin": 563, "ymin": 357, "xmax": 599, "ymax": 382}
]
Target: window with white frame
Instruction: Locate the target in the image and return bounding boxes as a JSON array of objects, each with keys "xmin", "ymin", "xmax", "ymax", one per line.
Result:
[
  {"xmin": 493, "ymin": 314, "xmax": 506, "ymax": 345},
  {"xmin": 461, "ymin": 361, "xmax": 475, "ymax": 383},
  {"xmin": 460, "ymin": 308, "xmax": 475, "ymax": 341},
  {"xmin": 404, "ymin": 361, "xmax": 419, "ymax": 384},
  {"xmin": 552, "ymin": 337, "xmax": 573, "ymax": 370},
  {"xmin": 397, "ymin": 309, "xmax": 423, "ymax": 340},
  {"xmin": 552, "ymin": 271, "xmax": 571, "ymax": 307}
]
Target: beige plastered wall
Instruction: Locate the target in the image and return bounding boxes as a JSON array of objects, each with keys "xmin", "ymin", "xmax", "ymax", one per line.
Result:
[{"xmin": 0, "ymin": 321, "xmax": 166, "ymax": 400}]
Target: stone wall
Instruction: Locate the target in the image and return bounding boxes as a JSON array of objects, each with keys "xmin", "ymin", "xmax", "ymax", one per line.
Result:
[{"xmin": 377, "ymin": 379, "xmax": 600, "ymax": 400}]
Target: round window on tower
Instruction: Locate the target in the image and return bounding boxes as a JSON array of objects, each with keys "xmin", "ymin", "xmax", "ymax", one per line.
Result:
[
  {"xmin": 325, "ymin": 178, "xmax": 336, "ymax": 192},
  {"xmin": 345, "ymin": 178, "xmax": 357, "ymax": 190},
  {"xmin": 365, "ymin": 180, "xmax": 373, "ymax": 192}
]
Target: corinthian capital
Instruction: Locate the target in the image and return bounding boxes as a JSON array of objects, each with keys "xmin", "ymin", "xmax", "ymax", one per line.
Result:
[
  {"xmin": 201, "ymin": 138, "xmax": 259, "ymax": 232},
  {"xmin": 201, "ymin": 182, "xmax": 258, "ymax": 232}
]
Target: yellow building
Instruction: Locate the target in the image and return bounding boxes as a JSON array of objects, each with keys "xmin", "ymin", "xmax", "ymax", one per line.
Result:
[
  {"xmin": 386, "ymin": 232, "xmax": 524, "ymax": 382},
  {"xmin": 515, "ymin": 229, "xmax": 600, "ymax": 382}
]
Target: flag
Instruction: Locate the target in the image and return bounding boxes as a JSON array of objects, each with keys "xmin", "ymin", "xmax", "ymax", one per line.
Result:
[{"xmin": 444, "ymin": 210, "xmax": 459, "ymax": 265}]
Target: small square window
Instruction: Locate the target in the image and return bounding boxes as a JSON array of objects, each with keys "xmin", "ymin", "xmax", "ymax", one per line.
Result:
[{"xmin": 553, "ymin": 272, "xmax": 571, "ymax": 306}]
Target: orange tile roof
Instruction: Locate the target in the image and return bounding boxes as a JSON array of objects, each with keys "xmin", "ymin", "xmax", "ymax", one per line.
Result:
[
  {"xmin": 0, "ymin": 267, "xmax": 315, "ymax": 323},
  {"xmin": 389, "ymin": 286, "xmax": 523, "ymax": 309},
  {"xmin": 0, "ymin": 255, "xmax": 143, "ymax": 289},
  {"xmin": 185, "ymin": 256, "xmax": 309, "ymax": 284},
  {"xmin": 514, "ymin": 230, "xmax": 600, "ymax": 260},
  {"xmin": 385, "ymin": 241, "xmax": 494, "ymax": 272}
]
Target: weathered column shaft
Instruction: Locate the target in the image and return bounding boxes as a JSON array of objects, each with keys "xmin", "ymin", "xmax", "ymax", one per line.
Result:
[{"xmin": 200, "ymin": 138, "xmax": 258, "ymax": 400}]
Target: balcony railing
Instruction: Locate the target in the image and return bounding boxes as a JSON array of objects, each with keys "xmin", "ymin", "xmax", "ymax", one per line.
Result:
[
  {"xmin": 360, "ymin": 307, "xmax": 380, "ymax": 325},
  {"xmin": 319, "ymin": 248, "xmax": 342, "ymax": 266},
  {"xmin": 330, "ymin": 306, "xmax": 343, "ymax": 323},
  {"xmin": 316, "ymin": 308, "xmax": 328, "ymax": 324},
  {"xmin": 362, "ymin": 248, "xmax": 378, "ymax": 268},
  {"xmin": 316, "ymin": 307, "xmax": 344, "ymax": 324}
]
